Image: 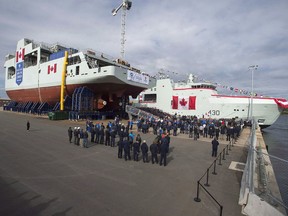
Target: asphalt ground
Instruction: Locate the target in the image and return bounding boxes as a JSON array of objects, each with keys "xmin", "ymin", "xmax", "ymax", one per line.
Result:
[{"xmin": 0, "ymin": 110, "xmax": 248, "ymax": 216}]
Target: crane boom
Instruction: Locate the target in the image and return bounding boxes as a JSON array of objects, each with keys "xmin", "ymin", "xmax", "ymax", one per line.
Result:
[{"xmin": 112, "ymin": 0, "xmax": 132, "ymax": 60}]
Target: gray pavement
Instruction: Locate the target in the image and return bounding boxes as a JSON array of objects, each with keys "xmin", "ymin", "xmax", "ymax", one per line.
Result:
[{"xmin": 0, "ymin": 111, "xmax": 248, "ymax": 216}]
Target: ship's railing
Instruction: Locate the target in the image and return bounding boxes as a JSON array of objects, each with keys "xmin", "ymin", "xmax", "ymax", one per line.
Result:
[{"xmin": 84, "ymin": 48, "xmax": 115, "ymax": 62}]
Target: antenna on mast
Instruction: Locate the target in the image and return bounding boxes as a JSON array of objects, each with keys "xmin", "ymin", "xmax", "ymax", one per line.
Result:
[{"xmin": 112, "ymin": 0, "xmax": 132, "ymax": 60}]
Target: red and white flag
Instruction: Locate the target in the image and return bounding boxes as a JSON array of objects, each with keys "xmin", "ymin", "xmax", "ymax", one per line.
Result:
[
  {"xmin": 48, "ymin": 64, "xmax": 57, "ymax": 74},
  {"xmin": 274, "ymin": 98, "xmax": 288, "ymax": 109},
  {"xmin": 172, "ymin": 96, "xmax": 196, "ymax": 110},
  {"xmin": 16, "ymin": 48, "xmax": 25, "ymax": 63}
]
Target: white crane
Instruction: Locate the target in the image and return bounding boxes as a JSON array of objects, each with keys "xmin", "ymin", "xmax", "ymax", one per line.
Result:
[{"xmin": 112, "ymin": 0, "xmax": 132, "ymax": 60}]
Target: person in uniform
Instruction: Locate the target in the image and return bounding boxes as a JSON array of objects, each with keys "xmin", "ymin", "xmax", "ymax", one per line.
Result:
[
  {"xmin": 118, "ymin": 140, "xmax": 123, "ymax": 158},
  {"xmin": 220, "ymin": 125, "xmax": 226, "ymax": 140},
  {"xmin": 166, "ymin": 133, "xmax": 171, "ymax": 153},
  {"xmin": 105, "ymin": 125, "xmax": 110, "ymax": 146},
  {"xmin": 141, "ymin": 140, "xmax": 149, "ymax": 163},
  {"xmin": 77, "ymin": 127, "xmax": 81, "ymax": 146},
  {"xmin": 215, "ymin": 126, "xmax": 220, "ymax": 140},
  {"xmin": 173, "ymin": 124, "xmax": 177, "ymax": 136},
  {"xmin": 119, "ymin": 129, "xmax": 124, "ymax": 142},
  {"xmin": 123, "ymin": 139, "xmax": 131, "ymax": 161},
  {"xmin": 226, "ymin": 126, "xmax": 231, "ymax": 141},
  {"xmin": 135, "ymin": 134, "xmax": 142, "ymax": 145},
  {"xmin": 26, "ymin": 121, "xmax": 30, "ymax": 130},
  {"xmin": 194, "ymin": 125, "xmax": 198, "ymax": 140},
  {"xmin": 83, "ymin": 130, "xmax": 89, "ymax": 148},
  {"xmin": 133, "ymin": 141, "xmax": 140, "ymax": 161},
  {"xmin": 150, "ymin": 142, "xmax": 158, "ymax": 164},
  {"xmin": 99, "ymin": 125, "xmax": 104, "ymax": 144},
  {"xmin": 110, "ymin": 128, "xmax": 116, "ymax": 147},
  {"xmin": 128, "ymin": 132, "xmax": 134, "ymax": 151},
  {"xmin": 73, "ymin": 127, "xmax": 78, "ymax": 145},
  {"xmin": 160, "ymin": 139, "xmax": 168, "ymax": 166},
  {"xmin": 68, "ymin": 127, "xmax": 73, "ymax": 143},
  {"xmin": 211, "ymin": 137, "xmax": 219, "ymax": 157},
  {"xmin": 95, "ymin": 124, "xmax": 100, "ymax": 143},
  {"xmin": 79, "ymin": 128, "xmax": 84, "ymax": 147},
  {"xmin": 203, "ymin": 124, "xmax": 208, "ymax": 138},
  {"xmin": 90, "ymin": 126, "xmax": 95, "ymax": 143}
]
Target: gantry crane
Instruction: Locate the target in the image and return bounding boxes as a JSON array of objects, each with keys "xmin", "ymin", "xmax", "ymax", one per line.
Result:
[{"xmin": 112, "ymin": 0, "xmax": 132, "ymax": 60}]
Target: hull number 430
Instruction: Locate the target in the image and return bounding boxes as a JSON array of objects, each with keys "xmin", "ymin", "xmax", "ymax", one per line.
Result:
[{"xmin": 208, "ymin": 110, "xmax": 220, "ymax": 116}]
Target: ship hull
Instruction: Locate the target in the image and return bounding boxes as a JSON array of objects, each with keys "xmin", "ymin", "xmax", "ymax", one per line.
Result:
[
  {"xmin": 6, "ymin": 83, "xmax": 147, "ymax": 105},
  {"xmin": 4, "ymin": 38, "xmax": 155, "ymax": 111},
  {"xmin": 138, "ymin": 77, "xmax": 286, "ymax": 127}
]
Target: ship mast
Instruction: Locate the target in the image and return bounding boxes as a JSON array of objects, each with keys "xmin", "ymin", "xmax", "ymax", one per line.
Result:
[{"xmin": 112, "ymin": 0, "xmax": 132, "ymax": 60}]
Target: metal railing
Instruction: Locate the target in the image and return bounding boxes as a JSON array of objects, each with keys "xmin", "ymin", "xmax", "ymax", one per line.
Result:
[
  {"xmin": 239, "ymin": 120, "xmax": 288, "ymax": 215},
  {"xmin": 194, "ymin": 138, "xmax": 236, "ymax": 216},
  {"xmin": 239, "ymin": 121, "xmax": 257, "ymax": 206},
  {"xmin": 256, "ymin": 148, "xmax": 288, "ymax": 213}
]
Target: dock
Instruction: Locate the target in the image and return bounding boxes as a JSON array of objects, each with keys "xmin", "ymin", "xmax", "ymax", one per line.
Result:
[{"xmin": 0, "ymin": 110, "xmax": 284, "ymax": 216}]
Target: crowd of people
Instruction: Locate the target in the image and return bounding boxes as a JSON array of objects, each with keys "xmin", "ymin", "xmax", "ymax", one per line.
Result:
[
  {"xmin": 68, "ymin": 114, "xmax": 243, "ymax": 166},
  {"xmin": 67, "ymin": 116, "xmax": 171, "ymax": 166}
]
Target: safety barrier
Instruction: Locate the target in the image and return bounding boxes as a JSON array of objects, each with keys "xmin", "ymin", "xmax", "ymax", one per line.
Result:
[
  {"xmin": 255, "ymin": 146, "xmax": 288, "ymax": 214},
  {"xmin": 194, "ymin": 138, "xmax": 236, "ymax": 216}
]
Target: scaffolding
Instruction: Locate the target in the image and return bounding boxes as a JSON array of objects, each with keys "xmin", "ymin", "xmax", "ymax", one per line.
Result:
[
  {"xmin": 52, "ymin": 95, "xmax": 72, "ymax": 111},
  {"xmin": 70, "ymin": 86, "xmax": 95, "ymax": 121}
]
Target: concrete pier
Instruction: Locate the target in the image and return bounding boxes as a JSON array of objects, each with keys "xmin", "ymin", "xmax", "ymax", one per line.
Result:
[{"xmin": 0, "ymin": 110, "xmax": 282, "ymax": 216}]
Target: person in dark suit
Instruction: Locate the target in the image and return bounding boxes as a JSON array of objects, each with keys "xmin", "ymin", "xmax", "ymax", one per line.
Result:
[
  {"xmin": 68, "ymin": 127, "xmax": 73, "ymax": 143},
  {"xmin": 160, "ymin": 139, "xmax": 168, "ymax": 166},
  {"xmin": 133, "ymin": 141, "xmax": 140, "ymax": 161},
  {"xmin": 150, "ymin": 142, "xmax": 158, "ymax": 164},
  {"xmin": 26, "ymin": 121, "xmax": 30, "ymax": 130},
  {"xmin": 124, "ymin": 140, "xmax": 131, "ymax": 161},
  {"xmin": 118, "ymin": 140, "xmax": 123, "ymax": 158},
  {"xmin": 141, "ymin": 140, "xmax": 149, "ymax": 163},
  {"xmin": 211, "ymin": 137, "xmax": 219, "ymax": 157}
]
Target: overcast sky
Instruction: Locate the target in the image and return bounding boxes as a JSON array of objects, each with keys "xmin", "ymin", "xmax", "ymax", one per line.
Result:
[{"xmin": 0, "ymin": 0, "xmax": 287, "ymax": 99}]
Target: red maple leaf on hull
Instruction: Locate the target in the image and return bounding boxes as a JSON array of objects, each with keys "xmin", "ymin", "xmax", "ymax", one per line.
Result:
[{"xmin": 179, "ymin": 98, "xmax": 187, "ymax": 106}]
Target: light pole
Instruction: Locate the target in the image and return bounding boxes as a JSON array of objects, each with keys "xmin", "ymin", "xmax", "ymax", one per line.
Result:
[{"xmin": 248, "ymin": 65, "xmax": 258, "ymax": 125}]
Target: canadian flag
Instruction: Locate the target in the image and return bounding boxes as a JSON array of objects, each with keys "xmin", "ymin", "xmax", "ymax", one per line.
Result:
[
  {"xmin": 16, "ymin": 48, "xmax": 25, "ymax": 63},
  {"xmin": 172, "ymin": 96, "xmax": 196, "ymax": 110},
  {"xmin": 48, "ymin": 64, "xmax": 57, "ymax": 74},
  {"xmin": 274, "ymin": 98, "xmax": 288, "ymax": 109}
]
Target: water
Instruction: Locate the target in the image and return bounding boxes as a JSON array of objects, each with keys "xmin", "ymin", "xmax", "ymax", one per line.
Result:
[{"xmin": 262, "ymin": 114, "xmax": 288, "ymax": 209}]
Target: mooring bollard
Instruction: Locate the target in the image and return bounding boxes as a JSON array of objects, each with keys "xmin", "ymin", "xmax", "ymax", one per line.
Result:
[{"xmin": 226, "ymin": 145, "xmax": 229, "ymax": 155}]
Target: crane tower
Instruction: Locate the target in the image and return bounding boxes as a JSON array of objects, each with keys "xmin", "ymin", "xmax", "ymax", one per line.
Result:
[{"xmin": 112, "ymin": 0, "xmax": 132, "ymax": 60}]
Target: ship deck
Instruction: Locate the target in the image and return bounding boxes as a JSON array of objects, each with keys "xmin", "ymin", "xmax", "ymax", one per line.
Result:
[{"xmin": 0, "ymin": 110, "xmax": 250, "ymax": 216}]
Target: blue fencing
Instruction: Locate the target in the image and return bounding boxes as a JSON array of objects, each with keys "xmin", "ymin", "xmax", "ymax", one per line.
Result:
[{"xmin": 4, "ymin": 101, "xmax": 18, "ymax": 111}]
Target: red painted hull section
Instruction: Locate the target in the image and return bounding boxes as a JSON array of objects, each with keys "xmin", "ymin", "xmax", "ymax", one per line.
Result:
[{"xmin": 6, "ymin": 83, "xmax": 145, "ymax": 106}]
